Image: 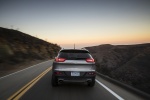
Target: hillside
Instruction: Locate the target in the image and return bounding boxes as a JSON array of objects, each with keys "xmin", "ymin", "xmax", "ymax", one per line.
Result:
[
  {"xmin": 0, "ymin": 27, "xmax": 61, "ymax": 73},
  {"xmin": 86, "ymin": 43, "xmax": 150, "ymax": 94}
]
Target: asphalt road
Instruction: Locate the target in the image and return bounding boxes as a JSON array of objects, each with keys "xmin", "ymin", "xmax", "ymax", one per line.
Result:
[{"xmin": 0, "ymin": 60, "xmax": 145, "ymax": 100}]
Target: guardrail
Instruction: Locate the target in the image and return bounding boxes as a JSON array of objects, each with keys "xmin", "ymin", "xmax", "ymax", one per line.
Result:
[{"xmin": 96, "ymin": 71, "xmax": 150, "ymax": 99}]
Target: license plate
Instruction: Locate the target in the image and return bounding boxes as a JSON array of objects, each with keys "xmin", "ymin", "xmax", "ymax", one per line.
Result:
[{"xmin": 71, "ymin": 71, "xmax": 80, "ymax": 76}]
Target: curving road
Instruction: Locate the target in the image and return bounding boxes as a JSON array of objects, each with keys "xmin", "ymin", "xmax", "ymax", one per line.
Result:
[{"xmin": 0, "ymin": 60, "xmax": 145, "ymax": 100}]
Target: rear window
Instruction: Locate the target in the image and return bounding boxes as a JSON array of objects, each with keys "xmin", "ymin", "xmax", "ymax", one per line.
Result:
[{"xmin": 58, "ymin": 50, "xmax": 92, "ymax": 60}]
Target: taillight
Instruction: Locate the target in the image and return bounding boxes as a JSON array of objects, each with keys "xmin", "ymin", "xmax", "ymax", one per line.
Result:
[
  {"xmin": 86, "ymin": 58, "xmax": 95, "ymax": 62},
  {"xmin": 55, "ymin": 57, "xmax": 66, "ymax": 62}
]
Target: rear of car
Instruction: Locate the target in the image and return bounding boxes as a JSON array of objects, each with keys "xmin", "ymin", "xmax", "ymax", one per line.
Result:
[{"xmin": 51, "ymin": 49, "xmax": 96, "ymax": 87}]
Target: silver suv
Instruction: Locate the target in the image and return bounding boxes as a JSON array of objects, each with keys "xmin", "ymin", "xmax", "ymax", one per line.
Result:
[{"xmin": 51, "ymin": 49, "xmax": 96, "ymax": 87}]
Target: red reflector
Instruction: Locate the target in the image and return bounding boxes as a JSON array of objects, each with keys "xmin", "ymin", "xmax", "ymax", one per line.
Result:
[
  {"xmin": 55, "ymin": 58, "xmax": 66, "ymax": 62},
  {"xmin": 55, "ymin": 71, "xmax": 62, "ymax": 75},
  {"xmin": 88, "ymin": 72, "xmax": 96, "ymax": 75},
  {"xmin": 86, "ymin": 58, "xmax": 94, "ymax": 62}
]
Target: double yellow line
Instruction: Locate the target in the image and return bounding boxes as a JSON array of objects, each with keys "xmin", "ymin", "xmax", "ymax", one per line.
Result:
[{"xmin": 8, "ymin": 67, "xmax": 52, "ymax": 100}]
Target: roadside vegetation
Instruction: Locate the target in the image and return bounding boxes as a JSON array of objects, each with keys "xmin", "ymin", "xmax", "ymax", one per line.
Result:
[
  {"xmin": 0, "ymin": 27, "xmax": 61, "ymax": 74},
  {"xmin": 86, "ymin": 43, "xmax": 150, "ymax": 94}
]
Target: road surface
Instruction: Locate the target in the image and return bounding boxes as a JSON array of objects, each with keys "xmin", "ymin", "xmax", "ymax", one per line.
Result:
[{"xmin": 0, "ymin": 60, "xmax": 145, "ymax": 100}]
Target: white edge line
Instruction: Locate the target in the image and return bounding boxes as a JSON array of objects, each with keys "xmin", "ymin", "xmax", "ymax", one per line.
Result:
[
  {"xmin": 0, "ymin": 60, "xmax": 51, "ymax": 80},
  {"xmin": 96, "ymin": 79, "xmax": 124, "ymax": 100}
]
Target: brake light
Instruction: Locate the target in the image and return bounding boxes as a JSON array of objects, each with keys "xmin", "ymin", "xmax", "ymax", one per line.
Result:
[
  {"xmin": 55, "ymin": 58, "xmax": 66, "ymax": 62},
  {"xmin": 86, "ymin": 58, "xmax": 94, "ymax": 62}
]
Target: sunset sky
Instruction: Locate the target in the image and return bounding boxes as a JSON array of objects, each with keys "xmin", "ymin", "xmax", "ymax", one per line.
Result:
[{"xmin": 0, "ymin": 0, "xmax": 150, "ymax": 48}]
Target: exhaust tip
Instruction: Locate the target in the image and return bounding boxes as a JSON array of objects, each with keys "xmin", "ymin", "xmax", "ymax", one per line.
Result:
[
  {"xmin": 58, "ymin": 80, "xmax": 63, "ymax": 83},
  {"xmin": 87, "ymin": 80, "xmax": 92, "ymax": 83}
]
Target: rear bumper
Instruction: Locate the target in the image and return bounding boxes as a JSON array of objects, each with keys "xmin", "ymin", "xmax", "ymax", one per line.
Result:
[
  {"xmin": 57, "ymin": 76, "xmax": 95, "ymax": 83},
  {"xmin": 52, "ymin": 70, "xmax": 96, "ymax": 83}
]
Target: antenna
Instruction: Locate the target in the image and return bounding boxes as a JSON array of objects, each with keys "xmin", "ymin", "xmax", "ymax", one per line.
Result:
[{"xmin": 74, "ymin": 44, "xmax": 75, "ymax": 49}]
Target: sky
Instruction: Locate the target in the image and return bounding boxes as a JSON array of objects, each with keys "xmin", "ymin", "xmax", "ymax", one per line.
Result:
[{"xmin": 0, "ymin": 0, "xmax": 150, "ymax": 48}]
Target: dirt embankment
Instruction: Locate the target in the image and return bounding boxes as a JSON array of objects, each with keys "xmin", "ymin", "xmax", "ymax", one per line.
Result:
[
  {"xmin": 86, "ymin": 43, "xmax": 150, "ymax": 94},
  {"xmin": 0, "ymin": 27, "xmax": 61, "ymax": 77}
]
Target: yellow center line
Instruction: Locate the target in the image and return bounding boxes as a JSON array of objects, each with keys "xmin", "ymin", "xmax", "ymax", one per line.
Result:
[{"xmin": 7, "ymin": 67, "xmax": 52, "ymax": 100}]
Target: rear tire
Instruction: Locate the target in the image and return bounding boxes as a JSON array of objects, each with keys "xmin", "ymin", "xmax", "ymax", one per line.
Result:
[
  {"xmin": 88, "ymin": 78, "xmax": 95, "ymax": 87},
  {"xmin": 51, "ymin": 74, "xmax": 58, "ymax": 87}
]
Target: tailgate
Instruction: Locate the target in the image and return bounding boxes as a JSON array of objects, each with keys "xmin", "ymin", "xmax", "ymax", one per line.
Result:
[{"xmin": 53, "ymin": 60, "xmax": 95, "ymax": 72}]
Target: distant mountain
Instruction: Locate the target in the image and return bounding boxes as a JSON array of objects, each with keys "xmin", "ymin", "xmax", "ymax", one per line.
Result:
[
  {"xmin": 0, "ymin": 27, "xmax": 61, "ymax": 69},
  {"xmin": 86, "ymin": 43, "xmax": 150, "ymax": 94}
]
